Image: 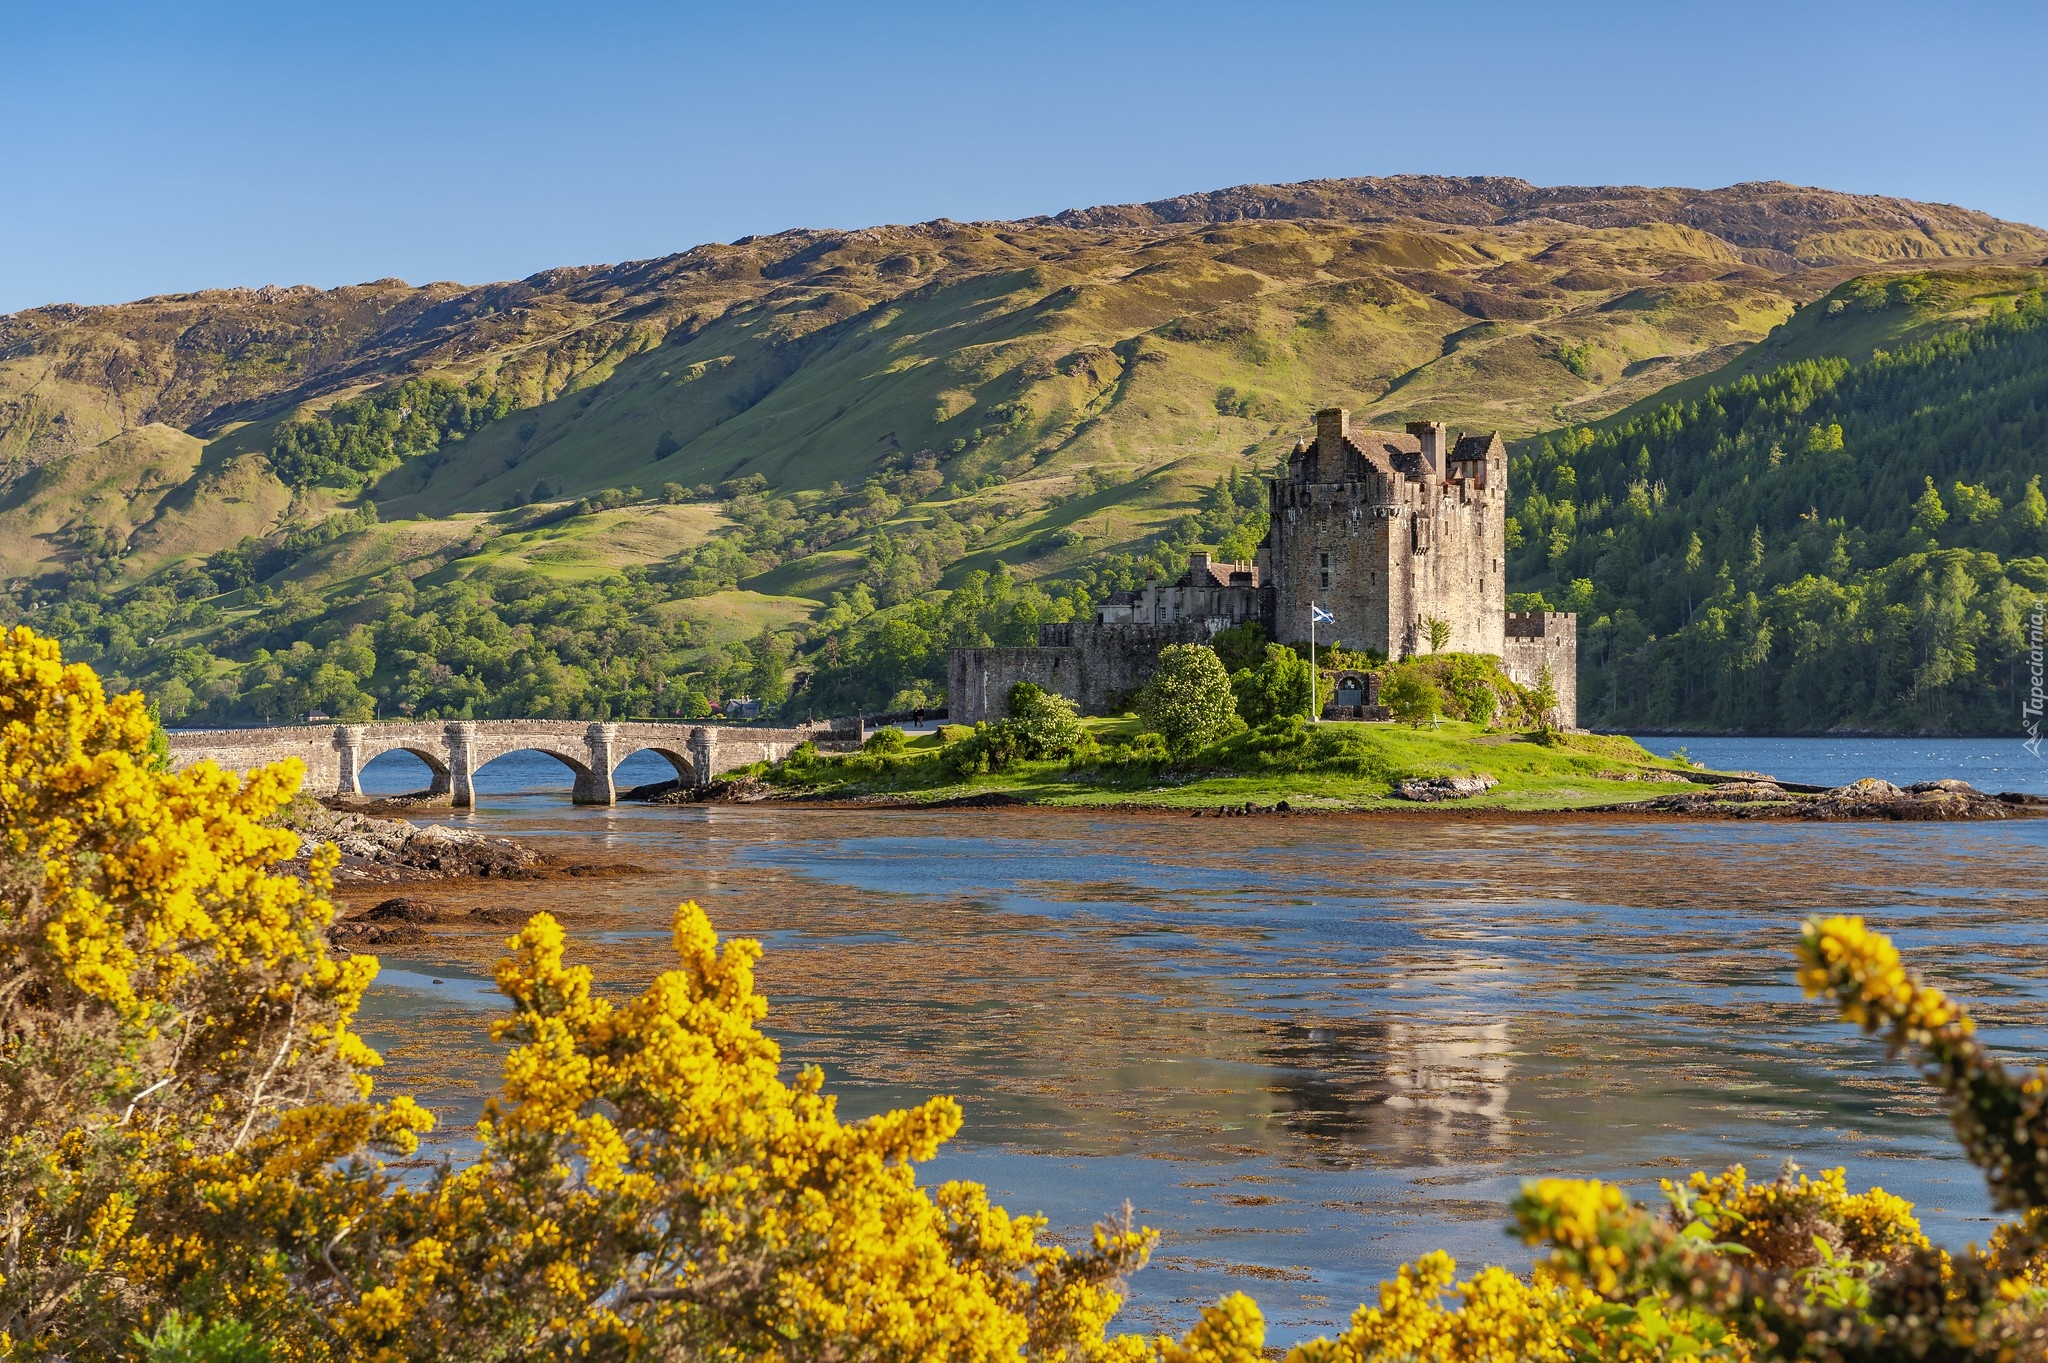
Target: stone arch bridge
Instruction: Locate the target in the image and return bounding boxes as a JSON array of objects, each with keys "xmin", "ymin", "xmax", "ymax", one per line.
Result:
[{"xmin": 167, "ymin": 719, "xmax": 850, "ymax": 807}]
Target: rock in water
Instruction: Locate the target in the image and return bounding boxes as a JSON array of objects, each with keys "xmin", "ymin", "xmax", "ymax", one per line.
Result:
[
  {"xmin": 280, "ymin": 802, "xmax": 543, "ymax": 883},
  {"xmin": 1908, "ymin": 779, "xmax": 1977, "ymax": 795},
  {"xmin": 1612, "ymin": 774, "xmax": 2036, "ymax": 821},
  {"xmin": 364, "ymin": 897, "xmax": 438, "ymax": 923},
  {"xmin": 1827, "ymin": 777, "xmax": 1904, "ymax": 799}
]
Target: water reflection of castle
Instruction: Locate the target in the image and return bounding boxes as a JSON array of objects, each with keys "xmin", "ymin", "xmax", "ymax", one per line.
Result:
[
  {"xmin": 1384, "ymin": 1021, "xmax": 1512, "ymax": 1127},
  {"xmin": 1267, "ymin": 1016, "xmax": 1512, "ymax": 1157}
]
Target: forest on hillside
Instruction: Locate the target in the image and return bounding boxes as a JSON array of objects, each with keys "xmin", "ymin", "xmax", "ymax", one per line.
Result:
[
  {"xmin": 1508, "ymin": 277, "xmax": 2048, "ymax": 732},
  {"xmin": 16, "ymin": 454, "xmax": 1270, "ymax": 725}
]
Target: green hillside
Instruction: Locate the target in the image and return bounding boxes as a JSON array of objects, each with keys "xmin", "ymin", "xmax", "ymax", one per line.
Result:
[
  {"xmin": 1510, "ymin": 271, "xmax": 2048, "ymax": 733},
  {"xmin": 3, "ymin": 177, "xmax": 2045, "ymax": 727}
]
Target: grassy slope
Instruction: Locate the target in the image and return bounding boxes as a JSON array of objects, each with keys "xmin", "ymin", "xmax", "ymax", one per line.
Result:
[
  {"xmin": 457, "ymin": 502, "xmax": 727, "ymax": 582},
  {"xmin": 4, "ymin": 177, "xmax": 2044, "ymax": 671},
  {"xmin": 1584, "ymin": 263, "xmax": 2048, "ymax": 431},
  {"xmin": 670, "ymin": 590, "xmax": 821, "ymax": 651},
  {"xmin": 371, "ymin": 220, "xmax": 1821, "ymax": 526},
  {"xmin": 739, "ymin": 719, "xmax": 1712, "ymax": 812}
]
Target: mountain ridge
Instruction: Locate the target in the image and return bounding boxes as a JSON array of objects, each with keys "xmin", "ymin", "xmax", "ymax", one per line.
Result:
[{"xmin": 1033, "ymin": 175, "xmax": 2048, "ymax": 262}]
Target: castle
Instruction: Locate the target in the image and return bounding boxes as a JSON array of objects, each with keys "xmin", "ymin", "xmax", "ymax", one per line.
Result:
[{"xmin": 948, "ymin": 407, "xmax": 1577, "ymax": 726}]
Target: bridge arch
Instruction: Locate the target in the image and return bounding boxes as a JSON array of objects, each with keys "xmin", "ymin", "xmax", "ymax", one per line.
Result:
[
  {"xmin": 356, "ymin": 743, "xmax": 453, "ymax": 797},
  {"xmin": 467, "ymin": 741, "xmax": 604, "ymax": 805},
  {"xmin": 612, "ymin": 744, "xmax": 695, "ymax": 791}
]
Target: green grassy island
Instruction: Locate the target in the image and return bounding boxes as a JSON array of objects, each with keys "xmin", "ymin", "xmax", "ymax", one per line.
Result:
[
  {"xmin": 720, "ymin": 715, "xmax": 1711, "ymax": 813},
  {"xmin": 702, "ymin": 646, "xmax": 1732, "ymax": 813}
]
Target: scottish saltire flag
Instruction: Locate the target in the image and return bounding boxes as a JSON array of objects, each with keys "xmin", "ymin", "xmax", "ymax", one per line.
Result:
[{"xmin": 1310, "ymin": 604, "xmax": 1336, "ymax": 624}]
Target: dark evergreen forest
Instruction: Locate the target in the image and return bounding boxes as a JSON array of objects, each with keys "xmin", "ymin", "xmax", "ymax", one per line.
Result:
[{"xmin": 1508, "ymin": 284, "xmax": 2048, "ymax": 732}]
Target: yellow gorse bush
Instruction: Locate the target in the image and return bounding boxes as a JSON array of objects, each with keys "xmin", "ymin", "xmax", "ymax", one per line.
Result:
[
  {"xmin": 0, "ymin": 626, "xmax": 1152, "ymax": 1360},
  {"xmin": 10, "ymin": 625, "xmax": 2048, "ymax": 1361},
  {"xmin": 0, "ymin": 625, "xmax": 429, "ymax": 1356},
  {"xmin": 1667, "ymin": 1164, "xmax": 1928, "ymax": 1270}
]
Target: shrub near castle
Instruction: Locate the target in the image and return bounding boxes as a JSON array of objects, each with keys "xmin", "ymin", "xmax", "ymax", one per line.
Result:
[
  {"xmin": 1378, "ymin": 670, "xmax": 1444, "ymax": 727},
  {"xmin": 1134, "ymin": 644, "xmax": 1242, "ymax": 757}
]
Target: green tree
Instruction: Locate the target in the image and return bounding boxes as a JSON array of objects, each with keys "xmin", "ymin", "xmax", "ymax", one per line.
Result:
[
  {"xmin": 1005, "ymin": 681, "xmax": 1083, "ymax": 757},
  {"xmin": 1424, "ymin": 616, "xmax": 1452, "ymax": 653},
  {"xmin": 1378, "ymin": 670, "xmax": 1443, "ymax": 727},
  {"xmin": 1135, "ymin": 644, "xmax": 1240, "ymax": 756},
  {"xmin": 1207, "ymin": 620, "xmax": 1268, "ymax": 675},
  {"xmin": 1951, "ymin": 480, "xmax": 2003, "ymax": 526},
  {"xmin": 1911, "ymin": 476, "xmax": 1949, "ymax": 538},
  {"xmin": 2013, "ymin": 475, "xmax": 2048, "ymax": 535},
  {"xmin": 747, "ymin": 628, "xmax": 793, "ymax": 709},
  {"xmin": 1229, "ymin": 645, "xmax": 1313, "ymax": 726}
]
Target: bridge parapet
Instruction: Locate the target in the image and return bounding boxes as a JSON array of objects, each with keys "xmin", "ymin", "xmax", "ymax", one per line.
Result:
[{"xmin": 166, "ymin": 718, "xmax": 843, "ymax": 807}]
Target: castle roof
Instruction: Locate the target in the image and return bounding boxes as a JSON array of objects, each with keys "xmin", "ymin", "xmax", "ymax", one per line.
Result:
[
  {"xmin": 1291, "ymin": 426, "xmax": 1423, "ymax": 482},
  {"xmin": 1289, "ymin": 418, "xmax": 1502, "ymax": 484},
  {"xmin": 1180, "ymin": 553, "xmax": 1259, "ymax": 588},
  {"xmin": 1451, "ymin": 432, "xmax": 1505, "ymax": 461}
]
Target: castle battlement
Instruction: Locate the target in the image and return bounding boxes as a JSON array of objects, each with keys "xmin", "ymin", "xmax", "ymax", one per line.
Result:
[{"xmin": 1506, "ymin": 611, "xmax": 1576, "ymax": 637}]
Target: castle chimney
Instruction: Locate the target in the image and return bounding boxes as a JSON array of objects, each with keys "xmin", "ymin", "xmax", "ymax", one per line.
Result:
[
  {"xmin": 1187, "ymin": 551, "xmax": 1211, "ymax": 580},
  {"xmin": 1315, "ymin": 407, "xmax": 1351, "ymax": 455},
  {"xmin": 1406, "ymin": 420, "xmax": 1447, "ymax": 473}
]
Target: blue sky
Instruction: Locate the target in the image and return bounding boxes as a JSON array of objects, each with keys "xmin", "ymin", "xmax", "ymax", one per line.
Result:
[{"xmin": 3, "ymin": 0, "xmax": 2044, "ymax": 314}]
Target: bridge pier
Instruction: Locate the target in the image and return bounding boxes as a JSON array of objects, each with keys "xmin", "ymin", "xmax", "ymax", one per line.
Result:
[
  {"xmin": 334, "ymin": 726, "xmax": 366, "ymax": 797},
  {"xmin": 575, "ymin": 723, "xmax": 619, "ymax": 806},
  {"xmin": 688, "ymin": 727, "xmax": 714, "ymax": 789},
  {"xmin": 446, "ymin": 722, "xmax": 477, "ymax": 809}
]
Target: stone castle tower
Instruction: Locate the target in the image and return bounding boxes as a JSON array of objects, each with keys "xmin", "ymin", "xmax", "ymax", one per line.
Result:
[
  {"xmin": 1262, "ymin": 408, "xmax": 1507, "ymax": 656},
  {"xmin": 947, "ymin": 404, "xmax": 1575, "ymax": 726}
]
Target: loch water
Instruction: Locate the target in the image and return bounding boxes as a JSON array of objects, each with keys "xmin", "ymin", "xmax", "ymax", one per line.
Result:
[{"xmin": 355, "ymin": 741, "xmax": 2048, "ymax": 1342}]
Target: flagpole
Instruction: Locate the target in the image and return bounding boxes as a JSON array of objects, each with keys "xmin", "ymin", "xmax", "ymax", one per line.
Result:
[{"xmin": 1310, "ymin": 601, "xmax": 1318, "ymax": 723}]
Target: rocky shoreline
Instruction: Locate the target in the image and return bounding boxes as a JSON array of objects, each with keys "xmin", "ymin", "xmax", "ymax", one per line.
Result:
[
  {"xmin": 617, "ymin": 773, "xmax": 2045, "ymax": 821},
  {"xmin": 1596, "ymin": 777, "xmax": 2047, "ymax": 821},
  {"xmin": 619, "ymin": 776, "xmax": 778, "ymax": 804},
  {"xmin": 326, "ymin": 894, "xmax": 544, "ymax": 949},
  {"xmin": 280, "ymin": 799, "xmax": 647, "ymax": 884}
]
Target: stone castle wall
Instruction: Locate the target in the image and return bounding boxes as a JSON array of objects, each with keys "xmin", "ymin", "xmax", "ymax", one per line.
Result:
[
  {"xmin": 948, "ymin": 646, "xmax": 1083, "ymax": 726},
  {"xmin": 949, "ymin": 622, "xmax": 1214, "ymax": 723},
  {"xmin": 1501, "ymin": 612, "xmax": 1578, "ymax": 729},
  {"xmin": 1265, "ymin": 480, "xmax": 1400, "ymax": 654},
  {"xmin": 1403, "ymin": 476, "xmax": 1506, "ymax": 657}
]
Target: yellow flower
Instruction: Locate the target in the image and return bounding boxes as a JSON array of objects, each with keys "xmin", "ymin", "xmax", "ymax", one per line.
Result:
[{"xmin": 1797, "ymin": 914, "xmax": 1973, "ymax": 1047}]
